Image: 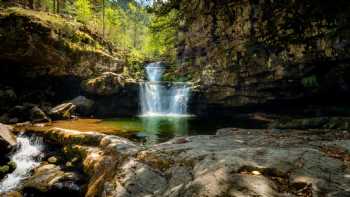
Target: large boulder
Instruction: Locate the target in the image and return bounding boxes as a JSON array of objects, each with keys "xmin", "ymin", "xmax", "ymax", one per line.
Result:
[
  {"xmin": 81, "ymin": 72, "xmax": 139, "ymax": 116},
  {"xmin": 29, "ymin": 106, "xmax": 51, "ymax": 123},
  {"xmin": 81, "ymin": 72, "xmax": 136, "ymax": 96},
  {"xmin": 49, "ymin": 103, "xmax": 76, "ymax": 120},
  {"xmin": 23, "ymin": 164, "xmax": 85, "ymax": 196},
  {"xmin": 0, "ymin": 123, "xmax": 16, "ymax": 154},
  {"xmin": 5, "ymin": 104, "xmax": 50, "ymax": 123},
  {"xmin": 69, "ymin": 96, "xmax": 94, "ymax": 116}
]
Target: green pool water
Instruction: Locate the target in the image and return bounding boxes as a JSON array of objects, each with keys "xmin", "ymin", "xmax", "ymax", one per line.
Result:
[
  {"xmin": 101, "ymin": 116, "xmax": 195, "ymax": 145},
  {"xmin": 100, "ymin": 116, "xmax": 267, "ymax": 145}
]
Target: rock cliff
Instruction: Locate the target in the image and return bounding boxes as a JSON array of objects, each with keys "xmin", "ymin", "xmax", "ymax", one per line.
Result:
[{"xmin": 173, "ymin": 0, "xmax": 350, "ymax": 115}]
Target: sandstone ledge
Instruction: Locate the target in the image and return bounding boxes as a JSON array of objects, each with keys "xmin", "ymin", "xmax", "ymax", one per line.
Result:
[{"xmin": 11, "ymin": 127, "xmax": 350, "ymax": 197}]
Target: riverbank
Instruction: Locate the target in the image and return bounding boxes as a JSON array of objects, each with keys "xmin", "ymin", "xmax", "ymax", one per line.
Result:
[{"xmin": 0, "ymin": 126, "xmax": 349, "ymax": 196}]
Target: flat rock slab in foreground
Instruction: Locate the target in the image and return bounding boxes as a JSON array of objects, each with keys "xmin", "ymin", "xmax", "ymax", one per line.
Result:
[{"xmin": 15, "ymin": 127, "xmax": 350, "ymax": 197}]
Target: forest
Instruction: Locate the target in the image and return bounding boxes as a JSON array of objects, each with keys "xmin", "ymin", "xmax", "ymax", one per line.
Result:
[{"xmin": 1, "ymin": 0, "xmax": 179, "ymax": 65}]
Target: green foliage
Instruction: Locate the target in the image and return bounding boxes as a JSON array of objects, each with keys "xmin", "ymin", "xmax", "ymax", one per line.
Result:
[
  {"xmin": 125, "ymin": 48, "xmax": 146, "ymax": 78},
  {"xmin": 145, "ymin": 9, "xmax": 178, "ymax": 61},
  {"xmin": 40, "ymin": 0, "xmax": 54, "ymax": 12},
  {"xmin": 0, "ymin": 165, "xmax": 9, "ymax": 174},
  {"xmin": 302, "ymin": 75, "xmax": 319, "ymax": 88},
  {"xmin": 75, "ymin": 0, "xmax": 92, "ymax": 23}
]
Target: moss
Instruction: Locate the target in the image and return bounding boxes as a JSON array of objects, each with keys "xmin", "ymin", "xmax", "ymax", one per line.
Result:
[
  {"xmin": 7, "ymin": 161, "xmax": 16, "ymax": 171},
  {"xmin": 0, "ymin": 162, "xmax": 16, "ymax": 179},
  {"xmin": 0, "ymin": 6, "xmax": 117, "ymax": 69},
  {"xmin": 0, "ymin": 165, "xmax": 10, "ymax": 174},
  {"xmin": 5, "ymin": 7, "xmax": 80, "ymax": 31}
]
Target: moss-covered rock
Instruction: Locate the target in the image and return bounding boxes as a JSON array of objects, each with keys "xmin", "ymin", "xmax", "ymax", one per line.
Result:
[
  {"xmin": 0, "ymin": 161, "xmax": 16, "ymax": 180},
  {"xmin": 23, "ymin": 164, "xmax": 85, "ymax": 195},
  {"xmin": 81, "ymin": 72, "xmax": 136, "ymax": 96},
  {"xmin": 80, "ymin": 72, "xmax": 139, "ymax": 116},
  {"xmin": 0, "ymin": 7, "xmax": 123, "ymax": 79}
]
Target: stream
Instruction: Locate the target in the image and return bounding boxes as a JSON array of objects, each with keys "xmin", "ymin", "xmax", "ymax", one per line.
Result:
[{"xmin": 0, "ymin": 135, "xmax": 44, "ymax": 193}]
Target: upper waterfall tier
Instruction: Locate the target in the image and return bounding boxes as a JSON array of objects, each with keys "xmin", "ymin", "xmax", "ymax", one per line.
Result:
[{"xmin": 145, "ymin": 62, "xmax": 166, "ymax": 81}]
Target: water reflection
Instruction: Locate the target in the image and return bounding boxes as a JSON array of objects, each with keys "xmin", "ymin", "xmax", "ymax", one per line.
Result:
[{"xmin": 139, "ymin": 116, "xmax": 189, "ymax": 145}]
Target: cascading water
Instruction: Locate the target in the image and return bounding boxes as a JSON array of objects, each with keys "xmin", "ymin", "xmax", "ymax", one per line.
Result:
[
  {"xmin": 0, "ymin": 135, "xmax": 44, "ymax": 193},
  {"xmin": 139, "ymin": 62, "xmax": 191, "ymax": 116}
]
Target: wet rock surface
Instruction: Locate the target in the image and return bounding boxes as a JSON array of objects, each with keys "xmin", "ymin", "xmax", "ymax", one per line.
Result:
[
  {"xmin": 8, "ymin": 126, "xmax": 350, "ymax": 197},
  {"xmin": 0, "ymin": 123, "xmax": 16, "ymax": 154},
  {"xmin": 23, "ymin": 164, "xmax": 85, "ymax": 196}
]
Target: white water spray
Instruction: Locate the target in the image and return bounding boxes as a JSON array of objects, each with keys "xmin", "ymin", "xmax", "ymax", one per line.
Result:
[
  {"xmin": 139, "ymin": 62, "xmax": 191, "ymax": 116},
  {"xmin": 0, "ymin": 135, "xmax": 44, "ymax": 193}
]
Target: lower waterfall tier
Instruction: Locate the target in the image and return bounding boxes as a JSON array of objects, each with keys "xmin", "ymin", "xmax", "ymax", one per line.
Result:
[{"xmin": 139, "ymin": 82, "xmax": 191, "ymax": 116}]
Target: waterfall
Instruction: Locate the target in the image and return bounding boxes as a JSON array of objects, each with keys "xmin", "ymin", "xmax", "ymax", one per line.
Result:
[
  {"xmin": 145, "ymin": 62, "xmax": 165, "ymax": 82},
  {"xmin": 139, "ymin": 62, "xmax": 191, "ymax": 116},
  {"xmin": 0, "ymin": 135, "xmax": 44, "ymax": 193}
]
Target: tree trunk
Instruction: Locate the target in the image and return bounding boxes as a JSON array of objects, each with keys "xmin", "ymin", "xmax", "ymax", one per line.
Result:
[
  {"xmin": 133, "ymin": 22, "xmax": 137, "ymax": 48},
  {"xmin": 102, "ymin": 0, "xmax": 105, "ymax": 38},
  {"xmin": 28, "ymin": 0, "xmax": 34, "ymax": 9},
  {"xmin": 56, "ymin": 0, "xmax": 60, "ymax": 13},
  {"xmin": 53, "ymin": 0, "xmax": 56, "ymax": 13}
]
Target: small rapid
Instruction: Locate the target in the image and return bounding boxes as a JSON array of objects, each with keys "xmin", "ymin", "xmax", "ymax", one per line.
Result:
[{"xmin": 0, "ymin": 135, "xmax": 44, "ymax": 193}]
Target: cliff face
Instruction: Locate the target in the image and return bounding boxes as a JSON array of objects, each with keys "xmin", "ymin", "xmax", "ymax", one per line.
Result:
[
  {"xmin": 175, "ymin": 0, "xmax": 350, "ymax": 113},
  {"xmin": 0, "ymin": 7, "xmax": 128, "ymax": 112}
]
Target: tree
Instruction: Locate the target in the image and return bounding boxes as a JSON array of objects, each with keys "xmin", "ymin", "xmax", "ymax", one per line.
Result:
[
  {"xmin": 28, "ymin": 0, "xmax": 34, "ymax": 9},
  {"xmin": 75, "ymin": 0, "xmax": 92, "ymax": 23},
  {"xmin": 102, "ymin": 0, "xmax": 105, "ymax": 38},
  {"xmin": 146, "ymin": 8, "xmax": 179, "ymax": 61}
]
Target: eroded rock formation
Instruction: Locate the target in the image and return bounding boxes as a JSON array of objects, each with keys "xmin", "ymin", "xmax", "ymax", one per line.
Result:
[{"xmin": 6, "ymin": 126, "xmax": 350, "ymax": 196}]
